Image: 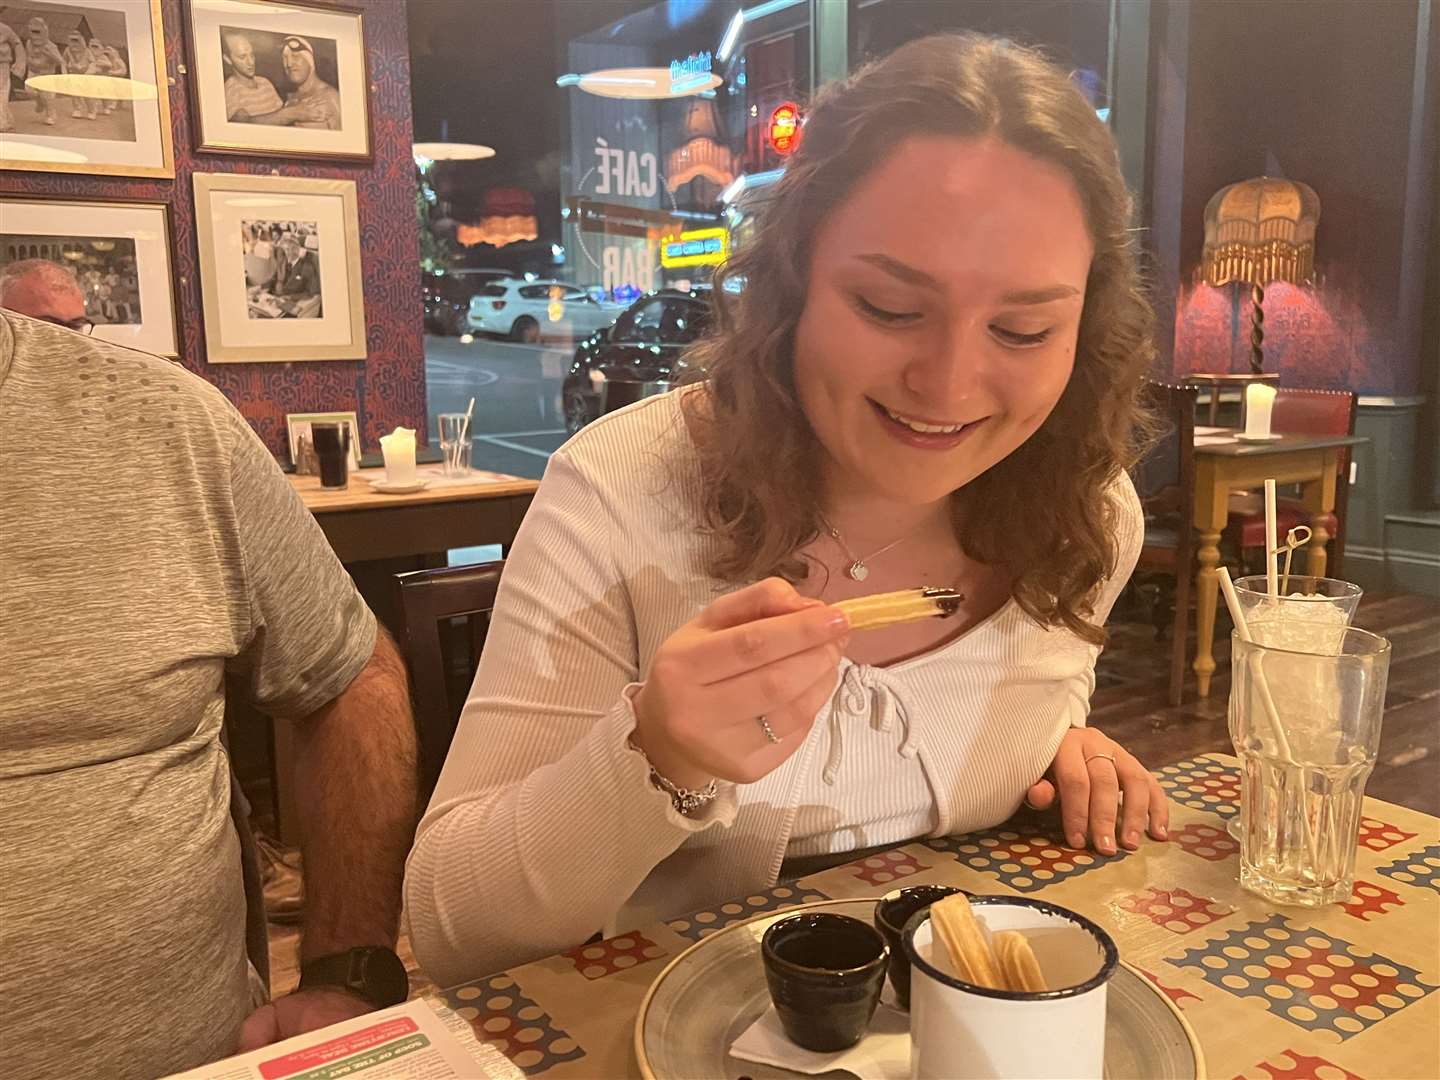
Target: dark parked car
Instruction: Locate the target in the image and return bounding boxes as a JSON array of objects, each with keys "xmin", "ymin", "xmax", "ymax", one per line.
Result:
[
  {"xmin": 422, "ymin": 268, "xmax": 510, "ymax": 336},
  {"xmin": 562, "ymin": 287, "xmax": 713, "ymax": 434}
]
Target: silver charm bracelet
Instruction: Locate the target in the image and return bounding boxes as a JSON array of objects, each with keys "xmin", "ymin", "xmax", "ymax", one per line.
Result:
[{"xmin": 630, "ymin": 738, "xmax": 718, "ymax": 815}]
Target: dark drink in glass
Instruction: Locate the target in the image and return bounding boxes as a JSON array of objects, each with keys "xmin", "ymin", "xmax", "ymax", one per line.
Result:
[{"xmin": 311, "ymin": 422, "xmax": 350, "ymax": 489}]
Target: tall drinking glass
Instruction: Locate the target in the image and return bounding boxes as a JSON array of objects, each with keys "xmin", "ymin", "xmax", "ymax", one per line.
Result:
[
  {"xmin": 438, "ymin": 412, "xmax": 472, "ymax": 478},
  {"xmin": 1229, "ymin": 625, "xmax": 1390, "ymax": 906}
]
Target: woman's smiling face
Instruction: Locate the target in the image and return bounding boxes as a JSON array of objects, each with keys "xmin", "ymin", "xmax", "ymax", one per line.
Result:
[{"xmin": 792, "ymin": 134, "xmax": 1094, "ymax": 507}]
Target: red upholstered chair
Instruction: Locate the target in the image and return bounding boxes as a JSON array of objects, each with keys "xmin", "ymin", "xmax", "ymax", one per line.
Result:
[
  {"xmin": 1227, "ymin": 388, "xmax": 1357, "ymax": 578},
  {"xmin": 1133, "ymin": 382, "xmax": 1199, "ymax": 706}
]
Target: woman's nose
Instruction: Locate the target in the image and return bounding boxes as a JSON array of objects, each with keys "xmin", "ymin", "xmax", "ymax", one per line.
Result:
[{"xmin": 901, "ymin": 322, "xmax": 991, "ymax": 411}]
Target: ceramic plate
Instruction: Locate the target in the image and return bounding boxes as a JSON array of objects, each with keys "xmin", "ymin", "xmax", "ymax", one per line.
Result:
[
  {"xmin": 368, "ymin": 478, "xmax": 430, "ymax": 493},
  {"xmin": 635, "ymin": 898, "xmax": 1204, "ymax": 1080}
]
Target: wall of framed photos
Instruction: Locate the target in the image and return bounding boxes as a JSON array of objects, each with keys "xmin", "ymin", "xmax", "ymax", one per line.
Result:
[{"xmin": 0, "ymin": 0, "xmax": 425, "ymax": 459}]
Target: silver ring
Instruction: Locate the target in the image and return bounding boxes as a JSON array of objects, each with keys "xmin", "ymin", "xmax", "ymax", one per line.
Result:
[
  {"xmin": 1084, "ymin": 752, "xmax": 1117, "ymax": 766},
  {"xmin": 757, "ymin": 716, "xmax": 780, "ymax": 744}
]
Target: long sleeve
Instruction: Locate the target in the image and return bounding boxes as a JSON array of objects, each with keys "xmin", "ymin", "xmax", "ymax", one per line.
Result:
[
  {"xmin": 1063, "ymin": 471, "xmax": 1144, "ymax": 729},
  {"xmin": 402, "ymin": 449, "xmax": 737, "ymax": 987}
]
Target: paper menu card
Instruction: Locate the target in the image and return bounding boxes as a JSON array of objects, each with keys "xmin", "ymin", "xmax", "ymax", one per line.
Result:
[{"xmin": 161, "ymin": 998, "xmax": 522, "ymax": 1080}]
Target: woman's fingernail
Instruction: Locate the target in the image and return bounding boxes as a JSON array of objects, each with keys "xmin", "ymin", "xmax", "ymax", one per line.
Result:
[
  {"xmin": 1100, "ymin": 835, "xmax": 1116, "ymax": 853},
  {"xmin": 826, "ymin": 611, "xmax": 849, "ymax": 632},
  {"xmin": 1156, "ymin": 825, "xmax": 1169, "ymax": 840},
  {"xmin": 1124, "ymin": 830, "xmax": 1139, "ymax": 847},
  {"xmin": 1069, "ymin": 832, "xmax": 1085, "ymax": 848}
]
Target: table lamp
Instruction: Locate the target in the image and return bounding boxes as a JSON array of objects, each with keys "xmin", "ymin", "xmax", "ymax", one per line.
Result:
[{"xmin": 1201, "ymin": 177, "xmax": 1320, "ymax": 374}]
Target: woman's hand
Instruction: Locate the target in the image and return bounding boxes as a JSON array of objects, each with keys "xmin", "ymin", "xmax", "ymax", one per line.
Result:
[
  {"xmin": 631, "ymin": 578, "xmax": 849, "ymax": 790},
  {"xmin": 1024, "ymin": 727, "xmax": 1169, "ymax": 855}
]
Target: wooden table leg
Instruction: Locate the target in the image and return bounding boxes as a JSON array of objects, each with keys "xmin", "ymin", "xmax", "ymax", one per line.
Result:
[
  {"xmin": 1193, "ymin": 458, "xmax": 1230, "ymax": 697},
  {"xmin": 1301, "ymin": 451, "xmax": 1338, "ymax": 580}
]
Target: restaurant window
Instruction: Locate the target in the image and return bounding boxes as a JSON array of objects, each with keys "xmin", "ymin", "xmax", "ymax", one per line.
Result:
[
  {"xmin": 559, "ymin": 1, "xmax": 815, "ymax": 302},
  {"xmin": 848, "ymin": 0, "xmax": 1116, "ymax": 120}
]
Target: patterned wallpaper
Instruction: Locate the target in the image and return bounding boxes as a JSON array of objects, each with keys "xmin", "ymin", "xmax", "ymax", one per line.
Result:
[{"xmin": 0, "ymin": 0, "xmax": 426, "ymax": 457}]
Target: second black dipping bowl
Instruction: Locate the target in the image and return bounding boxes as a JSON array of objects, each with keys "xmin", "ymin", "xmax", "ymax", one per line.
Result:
[{"xmin": 874, "ymin": 884, "xmax": 967, "ymax": 1009}]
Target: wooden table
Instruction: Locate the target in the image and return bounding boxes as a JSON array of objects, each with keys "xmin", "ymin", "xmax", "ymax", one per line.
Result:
[
  {"xmin": 427, "ymin": 753, "xmax": 1439, "ymax": 1079},
  {"xmin": 289, "ymin": 467, "xmax": 539, "ymax": 564},
  {"xmin": 1191, "ymin": 433, "xmax": 1368, "ymax": 697}
]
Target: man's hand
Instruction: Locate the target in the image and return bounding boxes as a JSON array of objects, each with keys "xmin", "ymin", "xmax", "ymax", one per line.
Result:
[
  {"xmin": 238, "ymin": 988, "xmax": 372, "ymax": 1052},
  {"xmin": 1024, "ymin": 727, "xmax": 1169, "ymax": 855}
]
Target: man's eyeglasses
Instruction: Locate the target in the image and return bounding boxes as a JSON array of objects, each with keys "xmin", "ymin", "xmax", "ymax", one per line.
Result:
[{"xmin": 39, "ymin": 316, "xmax": 95, "ymax": 335}]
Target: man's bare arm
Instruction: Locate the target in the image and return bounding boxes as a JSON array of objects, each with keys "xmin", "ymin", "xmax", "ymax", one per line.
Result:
[{"xmin": 294, "ymin": 627, "xmax": 418, "ymax": 960}]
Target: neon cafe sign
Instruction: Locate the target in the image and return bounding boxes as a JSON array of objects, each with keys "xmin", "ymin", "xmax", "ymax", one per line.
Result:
[{"xmin": 660, "ymin": 227, "xmax": 729, "ymax": 269}]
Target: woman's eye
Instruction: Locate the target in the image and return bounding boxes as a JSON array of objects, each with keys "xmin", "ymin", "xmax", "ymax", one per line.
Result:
[
  {"xmin": 991, "ymin": 325, "xmax": 1053, "ymax": 348},
  {"xmin": 855, "ymin": 295, "xmax": 920, "ymax": 325}
]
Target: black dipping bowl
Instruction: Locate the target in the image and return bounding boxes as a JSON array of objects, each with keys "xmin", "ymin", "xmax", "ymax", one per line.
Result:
[
  {"xmin": 874, "ymin": 885, "xmax": 967, "ymax": 1010},
  {"xmin": 761, "ymin": 912, "xmax": 889, "ymax": 1052}
]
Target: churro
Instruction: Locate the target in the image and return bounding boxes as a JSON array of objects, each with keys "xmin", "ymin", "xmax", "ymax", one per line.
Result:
[
  {"xmin": 994, "ymin": 930, "xmax": 1047, "ymax": 993},
  {"xmin": 835, "ymin": 587, "xmax": 964, "ymax": 632},
  {"xmin": 929, "ymin": 893, "xmax": 1002, "ymax": 989}
]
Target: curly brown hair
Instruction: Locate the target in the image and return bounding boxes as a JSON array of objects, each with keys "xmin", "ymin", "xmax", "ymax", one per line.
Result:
[{"xmin": 683, "ymin": 32, "xmax": 1156, "ymax": 645}]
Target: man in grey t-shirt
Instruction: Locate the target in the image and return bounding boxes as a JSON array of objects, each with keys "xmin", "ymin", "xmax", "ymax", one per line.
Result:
[{"xmin": 0, "ymin": 311, "xmax": 420, "ymax": 1079}]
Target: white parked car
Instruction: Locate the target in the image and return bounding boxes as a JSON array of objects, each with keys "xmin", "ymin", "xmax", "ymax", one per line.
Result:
[{"xmin": 466, "ymin": 279, "xmax": 627, "ymax": 342}]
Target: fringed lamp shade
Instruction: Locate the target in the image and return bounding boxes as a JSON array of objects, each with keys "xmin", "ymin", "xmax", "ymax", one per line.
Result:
[{"xmin": 1201, "ymin": 177, "xmax": 1320, "ymax": 373}]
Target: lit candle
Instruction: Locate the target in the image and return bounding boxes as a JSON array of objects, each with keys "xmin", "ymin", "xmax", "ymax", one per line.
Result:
[
  {"xmin": 379, "ymin": 426, "xmax": 417, "ymax": 484},
  {"xmin": 1244, "ymin": 383, "xmax": 1277, "ymax": 439}
]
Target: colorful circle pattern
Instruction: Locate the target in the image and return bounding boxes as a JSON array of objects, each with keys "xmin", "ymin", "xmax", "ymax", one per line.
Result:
[
  {"xmin": 1172, "ymin": 913, "xmax": 1437, "ymax": 1039},
  {"xmin": 666, "ymin": 884, "xmax": 831, "ymax": 943},
  {"xmin": 1155, "ymin": 757, "xmax": 1241, "ymax": 818},
  {"xmin": 926, "ymin": 826, "xmax": 1125, "ymax": 893},
  {"xmin": 1238, "ymin": 1049, "xmax": 1364, "ymax": 1080},
  {"xmin": 1171, "ymin": 821, "xmax": 1240, "ymax": 862},
  {"xmin": 561, "ymin": 932, "xmax": 668, "ymax": 980},
  {"xmin": 1339, "ymin": 880, "xmax": 1405, "ymax": 923},
  {"xmin": 1117, "ymin": 886, "xmax": 1234, "ymax": 934},
  {"xmin": 443, "ymin": 974, "xmax": 586, "ymax": 1074},
  {"xmin": 1375, "ymin": 842, "xmax": 1440, "ymax": 895},
  {"xmin": 1355, "ymin": 817, "xmax": 1418, "ymax": 852},
  {"xmin": 848, "ymin": 847, "xmax": 928, "ymax": 886}
]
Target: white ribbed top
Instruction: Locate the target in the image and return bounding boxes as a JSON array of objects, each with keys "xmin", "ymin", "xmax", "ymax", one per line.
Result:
[{"xmin": 403, "ymin": 391, "xmax": 1142, "ymax": 988}]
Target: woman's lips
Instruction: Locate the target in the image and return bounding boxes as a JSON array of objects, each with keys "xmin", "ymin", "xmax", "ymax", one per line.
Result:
[{"xmin": 869, "ymin": 398, "xmax": 985, "ymax": 451}]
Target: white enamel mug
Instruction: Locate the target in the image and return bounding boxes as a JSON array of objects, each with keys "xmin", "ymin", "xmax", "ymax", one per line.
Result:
[{"xmin": 902, "ymin": 896, "xmax": 1118, "ymax": 1080}]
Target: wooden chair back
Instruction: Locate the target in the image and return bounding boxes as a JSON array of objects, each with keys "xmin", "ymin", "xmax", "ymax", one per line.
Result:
[
  {"xmin": 395, "ymin": 560, "xmax": 505, "ymax": 799},
  {"xmin": 1135, "ymin": 381, "xmax": 1200, "ymax": 706}
]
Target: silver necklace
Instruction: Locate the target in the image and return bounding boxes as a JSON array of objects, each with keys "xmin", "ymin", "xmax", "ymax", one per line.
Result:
[{"xmin": 820, "ymin": 515, "xmax": 919, "ymax": 582}]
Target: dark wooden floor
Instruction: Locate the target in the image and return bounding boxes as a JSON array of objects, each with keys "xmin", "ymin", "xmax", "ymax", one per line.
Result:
[{"xmin": 261, "ymin": 588, "xmax": 1440, "ymax": 995}]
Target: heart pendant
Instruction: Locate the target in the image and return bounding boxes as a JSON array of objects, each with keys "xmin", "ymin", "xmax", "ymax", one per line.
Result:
[{"xmin": 848, "ymin": 561, "xmax": 869, "ymax": 582}]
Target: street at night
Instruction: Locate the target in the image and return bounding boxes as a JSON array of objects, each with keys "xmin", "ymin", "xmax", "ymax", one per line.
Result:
[{"xmin": 423, "ymin": 333, "xmax": 573, "ymax": 480}]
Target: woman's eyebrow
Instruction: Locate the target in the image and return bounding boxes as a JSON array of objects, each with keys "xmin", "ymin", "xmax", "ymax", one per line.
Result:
[{"xmin": 854, "ymin": 254, "xmax": 1080, "ymax": 306}]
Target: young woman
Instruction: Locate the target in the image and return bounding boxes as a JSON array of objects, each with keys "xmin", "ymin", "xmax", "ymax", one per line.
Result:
[{"xmin": 405, "ymin": 33, "xmax": 1168, "ymax": 986}]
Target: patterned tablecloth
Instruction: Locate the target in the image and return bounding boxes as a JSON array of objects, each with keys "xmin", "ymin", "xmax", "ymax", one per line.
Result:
[{"xmin": 436, "ymin": 755, "xmax": 1440, "ymax": 1079}]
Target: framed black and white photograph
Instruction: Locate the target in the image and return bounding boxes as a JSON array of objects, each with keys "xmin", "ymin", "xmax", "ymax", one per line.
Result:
[
  {"xmin": 184, "ymin": 0, "xmax": 371, "ymax": 161},
  {"xmin": 286, "ymin": 410, "xmax": 361, "ymax": 471},
  {"xmin": 194, "ymin": 172, "xmax": 366, "ymax": 363},
  {"xmin": 0, "ymin": 194, "xmax": 178, "ymax": 356},
  {"xmin": 0, "ymin": 0, "xmax": 174, "ymax": 177}
]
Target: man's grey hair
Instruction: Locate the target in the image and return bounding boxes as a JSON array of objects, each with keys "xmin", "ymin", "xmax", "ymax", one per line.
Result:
[{"xmin": 0, "ymin": 259, "xmax": 84, "ymax": 305}]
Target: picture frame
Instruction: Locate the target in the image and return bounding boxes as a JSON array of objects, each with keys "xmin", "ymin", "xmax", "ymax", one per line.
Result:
[
  {"xmin": 0, "ymin": 194, "xmax": 180, "ymax": 357},
  {"xmin": 286, "ymin": 410, "xmax": 361, "ymax": 471},
  {"xmin": 183, "ymin": 0, "xmax": 372, "ymax": 162},
  {"xmin": 193, "ymin": 172, "xmax": 367, "ymax": 363},
  {"xmin": 0, "ymin": 0, "xmax": 175, "ymax": 178}
]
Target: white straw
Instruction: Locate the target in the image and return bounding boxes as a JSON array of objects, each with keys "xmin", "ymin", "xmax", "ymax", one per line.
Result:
[
  {"xmin": 1217, "ymin": 565, "xmax": 1292, "ymax": 758},
  {"xmin": 454, "ymin": 397, "xmax": 475, "ymax": 473},
  {"xmin": 1264, "ymin": 479, "xmax": 1279, "ymax": 599},
  {"xmin": 1218, "ymin": 564, "xmax": 1319, "ymax": 871}
]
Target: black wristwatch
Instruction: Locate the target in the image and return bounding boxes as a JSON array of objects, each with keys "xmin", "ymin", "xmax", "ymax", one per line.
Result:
[{"xmin": 299, "ymin": 947, "xmax": 409, "ymax": 1010}]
